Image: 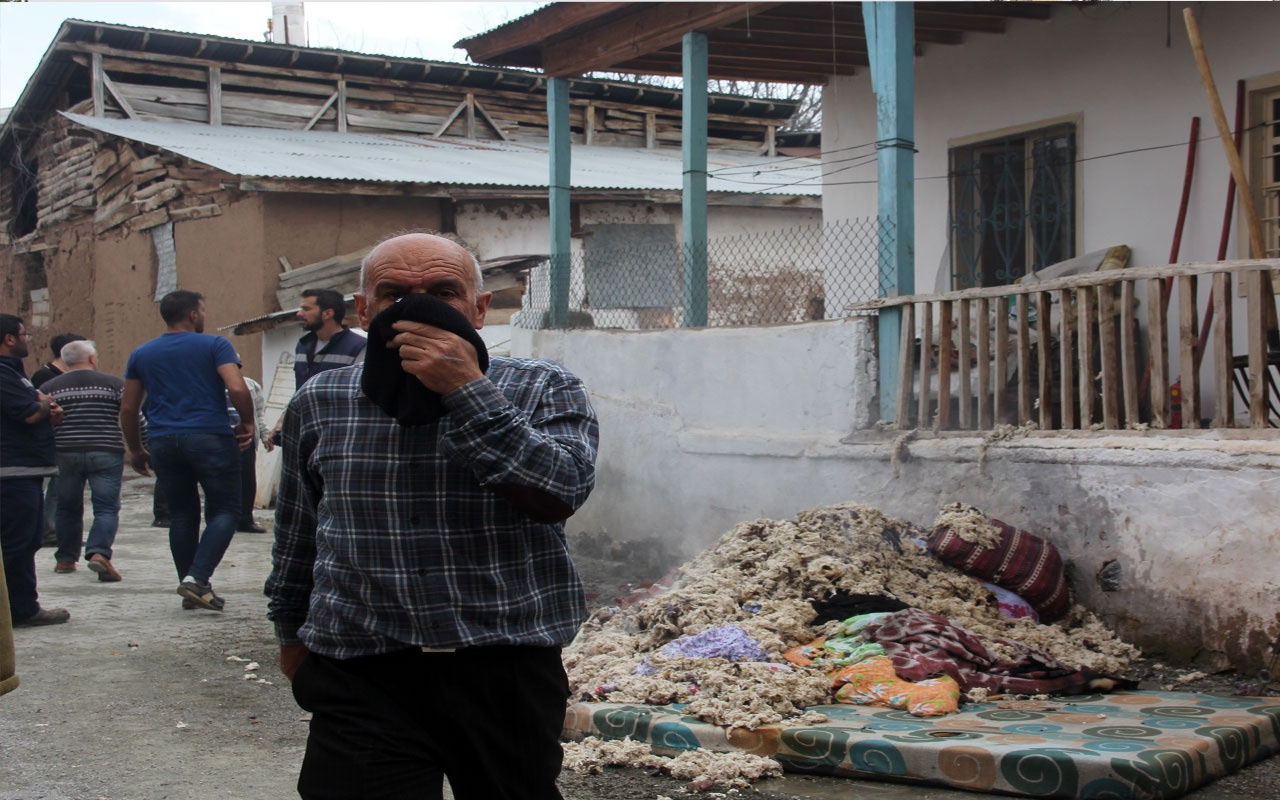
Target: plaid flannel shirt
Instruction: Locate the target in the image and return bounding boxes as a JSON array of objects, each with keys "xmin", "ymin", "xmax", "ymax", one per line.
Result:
[{"xmin": 266, "ymin": 357, "xmax": 598, "ymax": 657}]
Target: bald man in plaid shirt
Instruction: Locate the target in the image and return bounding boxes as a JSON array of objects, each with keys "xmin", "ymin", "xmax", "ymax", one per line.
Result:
[{"xmin": 267, "ymin": 232, "xmax": 599, "ymax": 800}]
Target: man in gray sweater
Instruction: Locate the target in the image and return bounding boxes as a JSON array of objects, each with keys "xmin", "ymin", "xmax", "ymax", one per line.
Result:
[{"xmin": 41, "ymin": 340, "xmax": 125, "ymax": 581}]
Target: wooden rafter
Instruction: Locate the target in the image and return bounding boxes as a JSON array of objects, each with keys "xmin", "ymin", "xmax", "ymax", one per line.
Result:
[
  {"xmin": 542, "ymin": 2, "xmax": 783, "ymax": 77},
  {"xmin": 459, "ymin": 3, "xmax": 631, "ymax": 62},
  {"xmin": 458, "ymin": 1, "xmax": 1054, "ymax": 84}
]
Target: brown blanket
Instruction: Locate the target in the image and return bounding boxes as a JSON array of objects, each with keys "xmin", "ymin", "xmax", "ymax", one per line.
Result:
[{"xmin": 864, "ymin": 608, "xmax": 1104, "ymax": 696}]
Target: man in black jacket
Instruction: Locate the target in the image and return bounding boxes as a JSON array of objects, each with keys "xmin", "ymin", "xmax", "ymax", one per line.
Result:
[
  {"xmin": 268, "ymin": 288, "xmax": 366, "ymax": 445},
  {"xmin": 0, "ymin": 314, "xmax": 70, "ymax": 626}
]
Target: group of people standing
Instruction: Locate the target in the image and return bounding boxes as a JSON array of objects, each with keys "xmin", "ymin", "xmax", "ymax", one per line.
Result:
[
  {"xmin": 1, "ymin": 323, "xmax": 134, "ymax": 625},
  {"xmin": 0, "ymin": 283, "xmax": 361, "ymax": 623}
]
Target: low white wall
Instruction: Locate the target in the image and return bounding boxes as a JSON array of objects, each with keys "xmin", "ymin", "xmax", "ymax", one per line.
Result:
[{"xmin": 516, "ymin": 323, "xmax": 1280, "ymax": 669}]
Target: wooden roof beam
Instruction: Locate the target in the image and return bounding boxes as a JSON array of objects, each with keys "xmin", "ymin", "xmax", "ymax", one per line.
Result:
[
  {"xmin": 718, "ymin": 17, "xmax": 963, "ymax": 46},
  {"xmin": 915, "ymin": 2, "xmax": 1053, "ymax": 22},
  {"xmin": 458, "ymin": 3, "xmax": 631, "ymax": 61},
  {"xmin": 913, "ymin": 11, "xmax": 1010, "ymax": 35},
  {"xmin": 542, "ymin": 2, "xmax": 784, "ymax": 77},
  {"xmin": 617, "ymin": 58, "xmax": 843, "ymax": 84}
]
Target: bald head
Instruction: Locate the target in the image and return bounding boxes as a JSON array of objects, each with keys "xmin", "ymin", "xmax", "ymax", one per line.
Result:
[
  {"xmin": 355, "ymin": 232, "xmax": 492, "ymax": 332},
  {"xmin": 360, "ymin": 233, "xmax": 483, "ymax": 296}
]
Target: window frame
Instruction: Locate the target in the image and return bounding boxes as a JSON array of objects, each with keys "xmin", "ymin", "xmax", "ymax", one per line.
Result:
[
  {"xmin": 1244, "ymin": 74, "xmax": 1280, "ymax": 260},
  {"xmin": 947, "ymin": 114, "xmax": 1082, "ymax": 290}
]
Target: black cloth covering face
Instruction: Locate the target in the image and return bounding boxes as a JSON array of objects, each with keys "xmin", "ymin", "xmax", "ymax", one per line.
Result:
[{"xmin": 361, "ymin": 294, "xmax": 490, "ymax": 426}]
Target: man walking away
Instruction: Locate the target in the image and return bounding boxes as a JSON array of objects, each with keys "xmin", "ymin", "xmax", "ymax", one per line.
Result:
[
  {"xmin": 120, "ymin": 291, "xmax": 255, "ymax": 611},
  {"xmin": 0, "ymin": 314, "xmax": 70, "ymax": 627},
  {"xmin": 267, "ymin": 233, "xmax": 599, "ymax": 799},
  {"xmin": 33, "ymin": 332, "xmax": 86, "ymax": 549},
  {"xmin": 41, "ymin": 340, "xmax": 126, "ymax": 581}
]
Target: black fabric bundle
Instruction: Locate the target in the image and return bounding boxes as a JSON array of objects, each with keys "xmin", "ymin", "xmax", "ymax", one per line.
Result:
[
  {"xmin": 361, "ymin": 294, "xmax": 489, "ymax": 426},
  {"xmin": 810, "ymin": 591, "xmax": 912, "ymax": 625}
]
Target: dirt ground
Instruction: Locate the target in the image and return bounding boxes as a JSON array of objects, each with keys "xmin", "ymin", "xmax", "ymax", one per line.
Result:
[{"xmin": 2, "ymin": 472, "xmax": 1278, "ymax": 800}]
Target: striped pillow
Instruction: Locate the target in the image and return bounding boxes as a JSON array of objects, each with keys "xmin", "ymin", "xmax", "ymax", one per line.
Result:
[{"xmin": 927, "ymin": 519, "xmax": 1071, "ymax": 623}]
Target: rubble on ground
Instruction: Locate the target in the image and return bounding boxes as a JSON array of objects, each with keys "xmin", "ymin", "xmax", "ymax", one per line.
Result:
[
  {"xmin": 565, "ymin": 501, "xmax": 1141, "ymax": 731},
  {"xmin": 561, "ymin": 736, "xmax": 783, "ymax": 790}
]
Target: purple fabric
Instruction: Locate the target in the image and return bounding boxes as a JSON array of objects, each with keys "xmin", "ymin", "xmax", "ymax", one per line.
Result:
[{"xmin": 635, "ymin": 625, "xmax": 769, "ymax": 675}]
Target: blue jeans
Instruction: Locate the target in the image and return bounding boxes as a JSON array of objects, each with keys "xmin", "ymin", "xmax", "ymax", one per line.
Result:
[
  {"xmin": 149, "ymin": 434, "xmax": 240, "ymax": 584},
  {"xmin": 54, "ymin": 451, "xmax": 124, "ymax": 563},
  {"xmin": 2, "ymin": 477, "xmax": 44, "ymax": 623}
]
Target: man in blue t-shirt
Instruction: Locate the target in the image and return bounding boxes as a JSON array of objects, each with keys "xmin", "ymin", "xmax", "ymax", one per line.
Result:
[{"xmin": 120, "ymin": 290, "xmax": 255, "ymax": 612}]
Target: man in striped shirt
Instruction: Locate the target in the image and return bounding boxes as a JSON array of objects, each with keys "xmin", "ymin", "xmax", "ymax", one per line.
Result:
[
  {"xmin": 267, "ymin": 232, "xmax": 599, "ymax": 800},
  {"xmin": 41, "ymin": 340, "xmax": 125, "ymax": 581}
]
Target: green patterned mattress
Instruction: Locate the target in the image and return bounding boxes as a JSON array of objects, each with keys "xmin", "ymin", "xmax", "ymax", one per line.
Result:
[{"xmin": 564, "ymin": 691, "xmax": 1280, "ymax": 799}]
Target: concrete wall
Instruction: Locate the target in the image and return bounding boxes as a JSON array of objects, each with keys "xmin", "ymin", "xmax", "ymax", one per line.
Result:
[{"xmin": 515, "ymin": 322, "xmax": 1280, "ymax": 669}]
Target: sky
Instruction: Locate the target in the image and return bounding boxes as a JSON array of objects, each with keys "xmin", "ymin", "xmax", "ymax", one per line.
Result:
[{"xmin": 0, "ymin": 1, "xmax": 544, "ymax": 108}]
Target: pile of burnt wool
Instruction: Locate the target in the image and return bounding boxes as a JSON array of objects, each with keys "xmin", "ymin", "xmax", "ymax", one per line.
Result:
[{"xmin": 564, "ymin": 502, "xmax": 1140, "ymax": 730}]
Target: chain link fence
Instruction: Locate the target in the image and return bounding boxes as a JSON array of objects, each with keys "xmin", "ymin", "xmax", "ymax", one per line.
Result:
[{"xmin": 515, "ymin": 217, "xmax": 895, "ymax": 330}]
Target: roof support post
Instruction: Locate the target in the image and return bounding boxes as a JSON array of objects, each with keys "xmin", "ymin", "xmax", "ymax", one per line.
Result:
[
  {"xmin": 682, "ymin": 31, "xmax": 709, "ymax": 328},
  {"xmin": 336, "ymin": 79, "xmax": 347, "ymax": 133},
  {"xmin": 547, "ymin": 77, "xmax": 572, "ymax": 329},
  {"xmin": 91, "ymin": 52, "xmax": 105, "ymax": 117},
  {"xmin": 863, "ymin": 1, "xmax": 916, "ymax": 421},
  {"xmin": 208, "ymin": 66, "xmax": 222, "ymax": 126}
]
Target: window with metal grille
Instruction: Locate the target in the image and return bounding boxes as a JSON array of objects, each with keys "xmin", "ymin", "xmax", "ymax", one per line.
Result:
[{"xmin": 949, "ymin": 123, "xmax": 1077, "ymax": 288}]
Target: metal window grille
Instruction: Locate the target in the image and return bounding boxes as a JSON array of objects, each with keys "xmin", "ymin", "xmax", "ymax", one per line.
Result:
[{"xmin": 950, "ymin": 124, "xmax": 1076, "ymax": 289}]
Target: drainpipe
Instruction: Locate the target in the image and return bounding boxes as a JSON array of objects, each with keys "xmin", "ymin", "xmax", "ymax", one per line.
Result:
[
  {"xmin": 547, "ymin": 77, "xmax": 571, "ymax": 328},
  {"xmin": 863, "ymin": 2, "xmax": 916, "ymax": 420},
  {"xmin": 682, "ymin": 31, "xmax": 709, "ymax": 328}
]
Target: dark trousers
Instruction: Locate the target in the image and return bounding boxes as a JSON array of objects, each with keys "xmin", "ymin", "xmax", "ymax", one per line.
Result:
[
  {"xmin": 1, "ymin": 477, "xmax": 45, "ymax": 623},
  {"xmin": 149, "ymin": 434, "xmax": 239, "ymax": 583},
  {"xmin": 292, "ymin": 646, "xmax": 569, "ymax": 800},
  {"xmin": 238, "ymin": 439, "xmax": 258, "ymax": 526},
  {"xmin": 153, "ymin": 476, "xmax": 168, "ymax": 523}
]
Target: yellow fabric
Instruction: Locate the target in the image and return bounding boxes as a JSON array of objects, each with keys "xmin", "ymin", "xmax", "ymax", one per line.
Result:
[{"xmin": 830, "ymin": 656, "xmax": 959, "ymax": 717}]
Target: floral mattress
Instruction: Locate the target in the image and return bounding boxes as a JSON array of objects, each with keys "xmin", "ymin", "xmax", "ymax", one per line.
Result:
[{"xmin": 564, "ymin": 690, "xmax": 1280, "ymax": 799}]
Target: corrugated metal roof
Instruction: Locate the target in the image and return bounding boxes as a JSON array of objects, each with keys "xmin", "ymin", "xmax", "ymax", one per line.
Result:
[{"xmin": 62, "ymin": 113, "xmax": 821, "ymax": 196}]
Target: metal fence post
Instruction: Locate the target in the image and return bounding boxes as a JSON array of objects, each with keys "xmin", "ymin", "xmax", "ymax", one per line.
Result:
[
  {"xmin": 548, "ymin": 76, "xmax": 571, "ymax": 329},
  {"xmin": 682, "ymin": 31, "xmax": 709, "ymax": 327}
]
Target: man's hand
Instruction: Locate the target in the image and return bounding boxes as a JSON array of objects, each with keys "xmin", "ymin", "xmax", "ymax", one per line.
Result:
[
  {"xmin": 280, "ymin": 643, "xmax": 310, "ymax": 681},
  {"xmin": 389, "ymin": 320, "xmax": 484, "ymax": 394},
  {"xmin": 234, "ymin": 422, "xmax": 256, "ymax": 452},
  {"xmin": 26, "ymin": 392, "xmax": 61, "ymax": 425},
  {"xmin": 46, "ymin": 397, "xmax": 63, "ymax": 426},
  {"xmin": 265, "ymin": 415, "xmax": 284, "ymax": 452},
  {"xmin": 127, "ymin": 448, "xmax": 151, "ymax": 476}
]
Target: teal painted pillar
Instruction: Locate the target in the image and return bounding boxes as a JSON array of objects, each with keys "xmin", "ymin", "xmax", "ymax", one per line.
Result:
[
  {"xmin": 547, "ymin": 77, "xmax": 572, "ymax": 328},
  {"xmin": 862, "ymin": 2, "xmax": 915, "ymax": 420},
  {"xmin": 682, "ymin": 31, "xmax": 709, "ymax": 327}
]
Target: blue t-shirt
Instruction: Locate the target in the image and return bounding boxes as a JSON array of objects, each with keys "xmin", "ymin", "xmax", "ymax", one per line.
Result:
[{"xmin": 125, "ymin": 332, "xmax": 238, "ymax": 437}]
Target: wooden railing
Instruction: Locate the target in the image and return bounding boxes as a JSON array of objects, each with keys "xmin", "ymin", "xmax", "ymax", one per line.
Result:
[{"xmin": 846, "ymin": 259, "xmax": 1280, "ymax": 431}]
